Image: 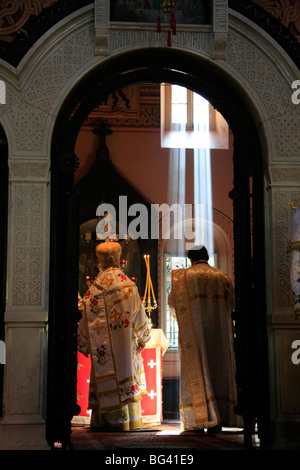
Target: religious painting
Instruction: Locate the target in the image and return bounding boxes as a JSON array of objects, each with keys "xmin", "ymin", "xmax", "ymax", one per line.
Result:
[{"xmin": 110, "ymin": 0, "xmax": 211, "ymax": 25}]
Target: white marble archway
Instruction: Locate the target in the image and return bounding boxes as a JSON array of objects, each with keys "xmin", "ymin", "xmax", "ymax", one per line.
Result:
[{"xmin": 0, "ymin": 3, "xmax": 299, "ymax": 449}]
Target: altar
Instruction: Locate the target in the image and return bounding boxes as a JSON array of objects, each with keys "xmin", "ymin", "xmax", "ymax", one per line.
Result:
[
  {"xmin": 140, "ymin": 328, "xmax": 169, "ymax": 425},
  {"xmin": 74, "ymin": 329, "xmax": 169, "ymax": 426}
]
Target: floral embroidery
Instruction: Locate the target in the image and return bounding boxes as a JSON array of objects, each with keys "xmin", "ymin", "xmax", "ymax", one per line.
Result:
[
  {"xmin": 109, "ymin": 309, "xmax": 131, "ymax": 329},
  {"xmin": 96, "ymin": 344, "xmax": 106, "ymax": 365},
  {"xmin": 89, "ymin": 297, "xmax": 99, "ymax": 314},
  {"xmin": 121, "ymin": 383, "xmax": 140, "ymax": 397},
  {"xmin": 121, "ymin": 274, "xmax": 127, "ymax": 281},
  {"xmin": 77, "ymin": 333, "xmax": 86, "ymax": 350}
]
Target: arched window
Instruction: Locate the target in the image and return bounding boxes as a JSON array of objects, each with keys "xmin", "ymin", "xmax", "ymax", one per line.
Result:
[{"xmin": 161, "ymin": 84, "xmax": 229, "ymax": 149}]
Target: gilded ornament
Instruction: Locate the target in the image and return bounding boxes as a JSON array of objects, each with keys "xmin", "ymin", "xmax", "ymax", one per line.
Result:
[
  {"xmin": 110, "ymin": 308, "xmax": 122, "ymax": 323},
  {"xmin": 101, "ymin": 274, "xmax": 114, "ymax": 288},
  {"xmin": 90, "ymin": 318, "xmax": 104, "ymax": 335}
]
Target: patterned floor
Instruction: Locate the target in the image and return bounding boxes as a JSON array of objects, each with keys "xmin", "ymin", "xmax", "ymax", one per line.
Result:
[{"xmin": 68, "ymin": 422, "xmax": 253, "ymax": 451}]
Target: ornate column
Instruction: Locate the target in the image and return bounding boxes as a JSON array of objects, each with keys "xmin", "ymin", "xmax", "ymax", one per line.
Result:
[
  {"xmin": 1, "ymin": 159, "xmax": 50, "ymax": 449},
  {"xmin": 267, "ymin": 164, "xmax": 300, "ymax": 448}
]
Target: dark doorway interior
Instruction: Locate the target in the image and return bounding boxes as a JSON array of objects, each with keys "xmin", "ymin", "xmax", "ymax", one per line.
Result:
[
  {"xmin": 47, "ymin": 47, "xmax": 270, "ymax": 449},
  {"xmin": 0, "ymin": 126, "xmax": 8, "ymax": 417}
]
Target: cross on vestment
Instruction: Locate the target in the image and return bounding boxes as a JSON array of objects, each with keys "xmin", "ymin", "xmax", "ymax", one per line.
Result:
[
  {"xmin": 147, "ymin": 359, "xmax": 156, "ymax": 369},
  {"xmin": 148, "ymin": 390, "xmax": 157, "ymax": 400}
]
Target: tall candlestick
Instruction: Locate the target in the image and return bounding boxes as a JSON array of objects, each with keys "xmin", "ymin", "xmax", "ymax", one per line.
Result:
[{"xmin": 142, "ymin": 254, "xmax": 157, "ymax": 319}]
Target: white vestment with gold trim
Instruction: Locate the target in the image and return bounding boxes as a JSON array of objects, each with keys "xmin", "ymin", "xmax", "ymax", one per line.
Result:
[
  {"xmin": 78, "ymin": 267, "xmax": 151, "ymax": 430},
  {"xmin": 168, "ymin": 262, "xmax": 243, "ymax": 431}
]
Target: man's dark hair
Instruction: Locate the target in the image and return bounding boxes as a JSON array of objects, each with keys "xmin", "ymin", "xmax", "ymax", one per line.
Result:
[{"xmin": 187, "ymin": 245, "xmax": 209, "ymax": 262}]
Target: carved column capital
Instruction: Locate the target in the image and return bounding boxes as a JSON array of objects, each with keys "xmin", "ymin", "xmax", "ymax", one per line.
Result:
[
  {"xmin": 213, "ymin": 0, "xmax": 228, "ymax": 59},
  {"xmin": 94, "ymin": 0, "xmax": 110, "ymax": 55},
  {"xmin": 8, "ymin": 159, "xmax": 50, "ymax": 183}
]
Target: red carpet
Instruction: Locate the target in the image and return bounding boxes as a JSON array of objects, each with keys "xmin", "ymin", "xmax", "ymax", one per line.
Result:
[{"xmin": 68, "ymin": 424, "xmax": 245, "ymax": 451}]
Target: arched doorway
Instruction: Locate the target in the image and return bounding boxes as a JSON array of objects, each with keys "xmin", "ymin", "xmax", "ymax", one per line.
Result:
[{"xmin": 47, "ymin": 47, "xmax": 269, "ymax": 448}]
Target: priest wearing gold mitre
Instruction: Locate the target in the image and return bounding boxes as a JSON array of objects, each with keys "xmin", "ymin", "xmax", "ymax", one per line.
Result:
[
  {"xmin": 78, "ymin": 239, "xmax": 151, "ymax": 431},
  {"xmin": 168, "ymin": 245, "xmax": 242, "ymax": 432}
]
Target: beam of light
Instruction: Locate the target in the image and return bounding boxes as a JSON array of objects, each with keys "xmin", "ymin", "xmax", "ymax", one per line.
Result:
[
  {"xmin": 164, "ymin": 86, "xmax": 215, "ymax": 347},
  {"xmin": 167, "ymin": 84, "xmax": 190, "ymax": 255},
  {"xmin": 168, "ymin": 146, "xmax": 186, "ymax": 254},
  {"xmin": 166, "ymin": 88, "xmax": 187, "ymax": 345},
  {"xmin": 192, "ymin": 93, "xmax": 214, "ymax": 262},
  {"xmin": 166, "ymin": 86, "xmax": 214, "ymax": 259},
  {"xmin": 156, "ymin": 430, "xmax": 182, "ymax": 436}
]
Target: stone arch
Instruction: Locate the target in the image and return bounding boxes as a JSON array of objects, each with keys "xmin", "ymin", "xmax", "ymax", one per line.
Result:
[
  {"xmin": 44, "ymin": 10, "xmax": 298, "ymax": 448},
  {"xmin": 47, "ymin": 45, "xmax": 265, "ymax": 446},
  {"xmin": 0, "ymin": 5, "xmax": 298, "ymax": 450}
]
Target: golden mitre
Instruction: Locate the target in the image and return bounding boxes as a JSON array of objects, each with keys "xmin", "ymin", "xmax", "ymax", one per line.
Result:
[{"xmin": 96, "ymin": 238, "xmax": 122, "ymax": 268}]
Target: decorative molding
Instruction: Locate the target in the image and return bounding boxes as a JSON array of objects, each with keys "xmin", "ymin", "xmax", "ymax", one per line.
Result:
[
  {"xmin": 94, "ymin": 0, "xmax": 110, "ymax": 55},
  {"xmin": 7, "ymin": 183, "xmax": 48, "ymax": 309},
  {"xmin": 227, "ymin": 21, "xmax": 298, "ymax": 162},
  {"xmin": 97, "ymin": 24, "xmax": 213, "ymax": 57},
  {"xmin": 83, "ymin": 83, "xmax": 161, "ymax": 128},
  {"xmin": 85, "ymin": 103, "xmax": 161, "ymax": 129},
  {"xmin": 7, "ymin": 105, "xmax": 48, "ymax": 154},
  {"xmin": 1, "ymin": 7, "xmax": 296, "ymax": 160},
  {"xmin": 0, "ymin": 0, "xmax": 298, "ymax": 67},
  {"xmin": 9, "ymin": 160, "xmax": 50, "ymax": 182},
  {"xmin": 229, "ymin": 0, "xmax": 300, "ymax": 68},
  {"xmin": 272, "ymin": 189, "xmax": 298, "ymax": 310},
  {"xmin": 94, "ymin": 0, "xmax": 227, "ymax": 59},
  {"xmin": 2, "ymin": 24, "xmax": 95, "ymax": 154},
  {"xmin": 213, "ymin": 0, "xmax": 228, "ymax": 58},
  {"xmin": 268, "ymin": 166, "xmax": 300, "ymax": 185}
]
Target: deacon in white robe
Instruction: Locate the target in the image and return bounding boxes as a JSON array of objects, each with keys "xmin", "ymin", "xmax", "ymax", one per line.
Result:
[
  {"xmin": 78, "ymin": 239, "xmax": 151, "ymax": 431},
  {"xmin": 168, "ymin": 245, "xmax": 242, "ymax": 432}
]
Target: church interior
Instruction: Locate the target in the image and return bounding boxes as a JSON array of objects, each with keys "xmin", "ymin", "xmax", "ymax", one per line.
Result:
[
  {"xmin": 0, "ymin": 0, "xmax": 299, "ymax": 452},
  {"xmin": 73, "ymin": 81, "xmax": 237, "ymax": 438}
]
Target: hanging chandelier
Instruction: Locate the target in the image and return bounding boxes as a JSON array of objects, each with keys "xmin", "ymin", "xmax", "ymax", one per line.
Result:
[{"xmin": 157, "ymin": 0, "xmax": 176, "ymax": 47}]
